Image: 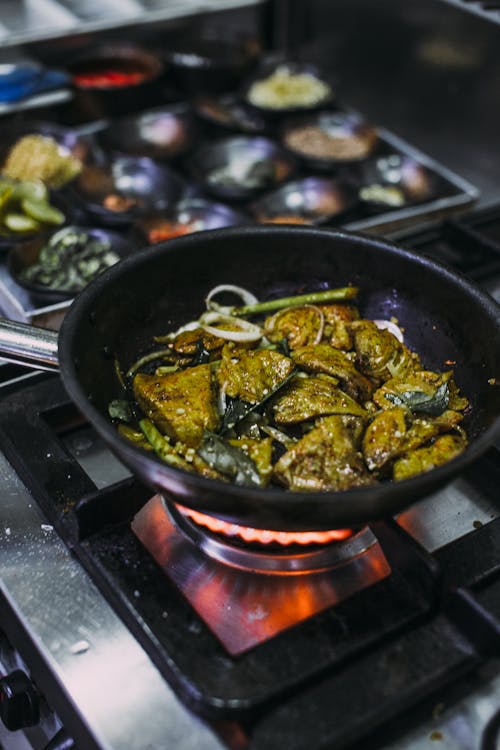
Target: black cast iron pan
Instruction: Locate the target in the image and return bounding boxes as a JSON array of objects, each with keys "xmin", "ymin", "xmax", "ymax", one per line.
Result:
[{"xmin": 0, "ymin": 226, "xmax": 499, "ymax": 530}]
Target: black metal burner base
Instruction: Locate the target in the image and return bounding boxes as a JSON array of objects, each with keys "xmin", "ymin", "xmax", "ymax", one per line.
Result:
[
  {"xmin": 168, "ymin": 500, "xmax": 376, "ymax": 574},
  {"xmin": 132, "ymin": 495, "xmax": 391, "ymax": 654}
]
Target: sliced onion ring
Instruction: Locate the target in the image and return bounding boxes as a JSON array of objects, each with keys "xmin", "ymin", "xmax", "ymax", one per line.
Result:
[
  {"xmin": 200, "ymin": 311, "xmax": 263, "ymax": 342},
  {"xmin": 205, "ymin": 284, "xmax": 259, "ymax": 315},
  {"xmin": 373, "ymin": 319, "xmax": 404, "ymax": 343}
]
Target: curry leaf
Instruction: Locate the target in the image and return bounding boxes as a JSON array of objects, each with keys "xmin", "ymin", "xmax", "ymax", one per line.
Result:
[
  {"xmin": 192, "ymin": 340, "xmax": 211, "ymax": 366},
  {"xmin": 197, "ymin": 433, "xmax": 262, "ymax": 487},
  {"xmin": 220, "ymin": 369, "xmax": 297, "ymax": 434},
  {"xmin": 385, "ymin": 382, "xmax": 450, "ymax": 416}
]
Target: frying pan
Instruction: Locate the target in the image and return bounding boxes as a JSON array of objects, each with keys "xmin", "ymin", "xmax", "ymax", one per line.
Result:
[{"xmin": 0, "ymin": 226, "xmax": 499, "ymax": 531}]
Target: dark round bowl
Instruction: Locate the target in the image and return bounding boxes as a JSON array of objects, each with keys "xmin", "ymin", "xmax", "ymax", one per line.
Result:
[
  {"xmin": 165, "ymin": 36, "xmax": 259, "ymax": 94},
  {"xmin": 136, "ymin": 197, "xmax": 249, "ymax": 244},
  {"xmin": 249, "ymin": 176, "xmax": 358, "ymax": 225},
  {"xmin": 67, "ymin": 44, "xmax": 164, "ymax": 119},
  {"xmin": 188, "ymin": 135, "xmax": 297, "ymax": 202},
  {"xmin": 192, "ymin": 93, "xmax": 267, "ymax": 134},
  {"xmin": 7, "ymin": 225, "xmax": 140, "ymax": 303},
  {"xmin": 97, "ymin": 104, "xmax": 199, "ymax": 161},
  {"xmin": 359, "ymin": 154, "xmax": 438, "ymax": 210},
  {"xmin": 242, "ymin": 59, "xmax": 334, "ymax": 117},
  {"xmin": 281, "ymin": 110, "xmax": 379, "ymax": 170},
  {"xmin": 69, "ymin": 156, "xmax": 186, "ymax": 226}
]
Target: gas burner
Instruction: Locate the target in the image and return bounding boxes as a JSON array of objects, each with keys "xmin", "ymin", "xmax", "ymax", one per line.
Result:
[
  {"xmin": 171, "ymin": 502, "xmax": 375, "ymax": 574},
  {"xmin": 132, "ymin": 495, "xmax": 391, "ymax": 654}
]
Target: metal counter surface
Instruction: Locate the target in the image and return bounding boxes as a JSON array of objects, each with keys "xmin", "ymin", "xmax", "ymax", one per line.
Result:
[{"xmin": 0, "ymin": 449, "xmax": 223, "ymax": 750}]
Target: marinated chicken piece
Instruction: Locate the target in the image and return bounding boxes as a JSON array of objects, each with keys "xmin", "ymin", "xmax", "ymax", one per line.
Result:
[
  {"xmin": 264, "ymin": 305, "xmax": 324, "ymax": 349},
  {"xmin": 319, "ymin": 304, "xmax": 360, "ymax": 350},
  {"xmin": 362, "ymin": 406, "xmax": 410, "ymax": 471},
  {"xmin": 229, "ymin": 436, "xmax": 273, "ymax": 484},
  {"xmin": 273, "ymin": 374, "xmax": 367, "ymax": 424},
  {"xmin": 393, "ymin": 434, "xmax": 466, "ymax": 481},
  {"xmin": 362, "ymin": 406, "xmax": 464, "ymax": 471},
  {"xmin": 217, "ymin": 345, "xmax": 295, "ymax": 403},
  {"xmin": 164, "ymin": 327, "xmax": 227, "ymax": 360},
  {"xmin": 350, "ymin": 320, "xmax": 420, "ymax": 384},
  {"xmin": 373, "ymin": 370, "xmax": 468, "ymax": 412},
  {"xmin": 274, "ymin": 415, "xmax": 374, "ymax": 491},
  {"xmin": 292, "ymin": 343, "xmax": 373, "ymax": 402},
  {"xmin": 133, "ymin": 364, "xmax": 219, "ymax": 447}
]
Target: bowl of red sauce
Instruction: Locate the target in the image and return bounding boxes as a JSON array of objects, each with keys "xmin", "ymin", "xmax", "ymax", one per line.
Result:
[{"xmin": 68, "ymin": 45, "xmax": 164, "ymax": 119}]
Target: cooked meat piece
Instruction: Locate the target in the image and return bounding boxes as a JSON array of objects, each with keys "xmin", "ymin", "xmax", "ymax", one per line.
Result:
[
  {"xmin": 362, "ymin": 406, "xmax": 410, "ymax": 471},
  {"xmin": 217, "ymin": 345, "xmax": 295, "ymax": 403},
  {"xmin": 165, "ymin": 327, "xmax": 226, "ymax": 359},
  {"xmin": 393, "ymin": 434, "xmax": 466, "ymax": 481},
  {"xmin": 350, "ymin": 320, "xmax": 420, "ymax": 384},
  {"xmin": 264, "ymin": 305, "xmax": 324, "ymax": 349},
  {"xmin": 292, "ymin": 343, "xmax": 373, "ymax": 401},
  {"xmin": 133, "ymin": 364, "xmax": 219, "ymax": 447},
  {"xmin": 229, "ymin": 436, "xmax": 273, "ymax": 484},
  {"xmin": 272, "ymin": 374, "xmax": 367, "ymax": 424},
  {"xmin": 362, "ymin": 406, "xmax": 464, "ymax": 471},
  {"xmin": 274, "ymin": 415, "xmax": 374, "ymax": 491},
  {"xmin": 319, "ymin": 304, "xmax": 360, "ymax": 350}
]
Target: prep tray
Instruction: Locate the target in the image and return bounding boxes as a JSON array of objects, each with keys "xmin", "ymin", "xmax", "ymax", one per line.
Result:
[{"xmin": 0, "ymin": 99, "xmax": 478, "ymax": 324}]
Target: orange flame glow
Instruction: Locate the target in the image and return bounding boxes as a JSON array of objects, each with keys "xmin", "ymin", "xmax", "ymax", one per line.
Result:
[{"xmin": 176, "ymin": 504, "xmax": 353, "ymax": 545}]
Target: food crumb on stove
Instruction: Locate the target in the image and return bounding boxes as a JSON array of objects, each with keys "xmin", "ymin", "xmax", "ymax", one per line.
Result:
[
  {"xmin": 444, "ymin": 359, "xmax": 456, "ymax": 365},
  {"xmin": 430, "ymin": 731, "xmax": 443, "ymax": 741},
  {"xmin": 488, "ymin": 377, "xmax": 498, "ymax": 385},
  {"xmin": 41, "ymin": 524, "xmax": 54, "ymax": 532},
  {"xmin": 162, "ymin": 611, "xmax": 168, "ymax": 619},
  {"xmin": 473, "ymin": 520, "xmax": 483, "ymax": 529},
  {"xmin": 134, "ymin": 589, "xmax": 141, "ymax": 597},
  {"xmin": 70, "ymin": 640, "xmax": 90, "ymax": 655}
]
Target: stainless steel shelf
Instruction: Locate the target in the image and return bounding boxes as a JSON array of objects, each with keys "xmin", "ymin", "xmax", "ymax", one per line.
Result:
[
  {"xmin": 0, "ymin": 0, "xmax": 265, "ymax": 49},
  {"xmin": 438, "ymin": 0, "xmax": 500, "ymax": 25}
]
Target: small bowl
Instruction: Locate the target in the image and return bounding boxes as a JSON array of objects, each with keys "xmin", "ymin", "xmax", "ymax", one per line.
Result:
[
  {"xmin": 97, "ymin": 104, "xmax": 199, "ymax": 161},
  {"xmin": 188, "ymin": 135, "xmax": 296, "ymax": 202},
  {"xmin": 70, "ymin": 156, "xmax": 186, "ymax": 226},
  {"xmin": 359, "ymin": 154, "xmax": 437, "ymax": 209},
  {"xmin": 281, "ymin": 111, "xmax": 379, "ymax": 170},
  {"xmin": 193, "ymin": 93, "xmax": 267, "ymax": 134},
  {"xmin": 243, "ymin": 59, "xmax": 334, "ymax": 117},
  {"xmin": 67, "ymin": 44, "xmax": 164, "ymax": 119},
  {"xmin": 136, "ymin": 198, "xmax": 249, "ymax": 244},
  {"xmin": 249, "ymin": 176, "xmax": 358, "ymax": 225},
  {"xmin": 0, "ymin": 121, "xmax": 97, "ymax": 170},
  {"xmin": 165, "ymin": 36, "xmax": 259, "ymax": 94},
  {"xmin": 7, "ymin": 225, "xmax": 140, "ymax": 303}
]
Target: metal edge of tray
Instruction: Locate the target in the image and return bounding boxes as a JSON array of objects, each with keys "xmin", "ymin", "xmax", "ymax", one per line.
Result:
[
  {"xmin": 343, "ymin": 125, "xmax": 479, "ymax": 236},
  {"xmin": 0, "ymin": 0, "xmax": 266, "ymax": 50}
]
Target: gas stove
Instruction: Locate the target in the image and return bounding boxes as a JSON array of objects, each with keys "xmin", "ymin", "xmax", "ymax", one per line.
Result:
[{"xmin": 0, "ymin": 206, "xmax": 499, "ymax": 750}]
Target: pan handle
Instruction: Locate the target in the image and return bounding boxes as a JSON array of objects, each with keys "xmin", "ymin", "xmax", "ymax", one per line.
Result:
[{"xmin": 0, "ymin": 318, "xmax": 59, "ymax": 372}]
